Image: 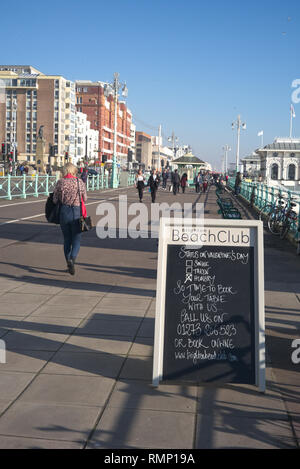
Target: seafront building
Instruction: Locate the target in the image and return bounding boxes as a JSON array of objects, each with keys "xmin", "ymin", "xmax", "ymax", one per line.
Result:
[{"xmin": 0, "ymin": 65, "xmax": 76, "ymax": 167}]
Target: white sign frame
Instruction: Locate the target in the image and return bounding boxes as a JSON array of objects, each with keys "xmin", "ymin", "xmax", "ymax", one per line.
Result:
[{"xmin": 152, "ymin": 218, "xmax": 265, "ymax": 392}]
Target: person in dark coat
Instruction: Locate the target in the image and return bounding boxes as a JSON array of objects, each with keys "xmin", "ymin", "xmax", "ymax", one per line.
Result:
[
  {"xmin": 180, "ymin": 173, "xmax": 188, "ymax": 194},
  {"xmin": 172, "ymin": 169, "xmax": 180, "ymax": 195},
  {"xmin": 81, "ymin": 169, "xmax": 88, "ymax": 184},
  {"xmin": 147, "ymin": 170, "xmax": 160, "ymax": 203},
  {"xmin": 234, "ymin": 171, "xmax": 242, "ymax": 195}
]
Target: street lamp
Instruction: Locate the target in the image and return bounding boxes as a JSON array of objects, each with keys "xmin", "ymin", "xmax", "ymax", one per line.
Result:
[
  {"xmin": 168, "ymin": 131, "xmax": 178, "ymax": 160},
  {"xmin": 103, "ymin": 73, "xmax": 128, "ymax": 188},
  {"xmin": 222, "ymin": 144, "xmax": 231, "ymax": 175},
  {"xmin": 232, "ymin": 115, "xmax": 246, "ymax": 173},
  {"xmin": 10, "ymin": 98, "xmax": 17, "ymax": 175}
]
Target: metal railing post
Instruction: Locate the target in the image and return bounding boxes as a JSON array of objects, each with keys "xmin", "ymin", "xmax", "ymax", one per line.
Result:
[
  {"xmin": 7, "ymin": 175, "xmax": 12, "ymax": 200},
  {"xmin": 22, "ymin": 174, "xmax": 26, "ymax": 199},
  {"xmin": 34, "ymin": 173, "xmax": 39, "ymax": 197}
]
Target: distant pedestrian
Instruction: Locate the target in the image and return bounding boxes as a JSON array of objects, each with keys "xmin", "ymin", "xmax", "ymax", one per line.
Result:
[
  {"xmin": 148, "ymin": 169, "xmax": 160, "ymax": 203},
  {"xmin": 194, "ymin": 172, "xmax": 201, "ymax": 193},
  {"xmin": 180, "ymin": 173, "xmax": 188, "ymax": 194},
  {"xmin": 172, "ymin": 169, "xmax": 180, "ymax": 195},
  {"xmin": 203, "ymin": 174, "xmax": 208, "ymax": 193},
  {"xmin": 162, "ymin": 170, "xmax": 168, "ymax": 190},
  {"xmin": 53, "ymin": 163, "xmax": 87, "ymax": 275},
  {"xmin": 81, "ymin": 169, "xmax": 88, "ymax": 184},
  {"xmin": 136, "ymin": 170, "xmax": 145, "ymax": 202},
  {"xmin": 234, "ymin": 171, "xmax": 242, "ymax": 196}
]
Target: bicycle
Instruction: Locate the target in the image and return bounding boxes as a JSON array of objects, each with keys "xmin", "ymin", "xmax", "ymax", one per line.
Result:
[
  {"xmin": 279, "ymin": 199, "xmax": 298, "ymax": 240},
  {"xmin": 258, "ymin": 195, "xmax": 285, "ymax": 234}
]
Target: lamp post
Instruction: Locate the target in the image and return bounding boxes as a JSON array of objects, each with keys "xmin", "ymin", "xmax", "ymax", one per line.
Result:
[
  {"xmin": 104, "ymin": 73, "xmax": 128, "ymax": 188},
  {"xmin": 222, "ymin": 144, "xmax": 231, "ymax": 176},
  {"xmin": 232, "ymin": 115, "xmax": 246, "ymax": 173},
  {"xmin": 11, "ymin": 98, "xmax": 17, "ymax": 176},
  {"xmin": 168, "ymin": 131, "xmax": 178, "ymax": 160}
]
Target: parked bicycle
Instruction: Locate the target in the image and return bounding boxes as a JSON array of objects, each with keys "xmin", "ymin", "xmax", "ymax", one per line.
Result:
[
  {"xmin": 258, "ymin": 195, "xmax": 285, "ymax": 234},
  {"xmin": 279, "ymin": 199, "xmax": 298, "ymax": 240}
]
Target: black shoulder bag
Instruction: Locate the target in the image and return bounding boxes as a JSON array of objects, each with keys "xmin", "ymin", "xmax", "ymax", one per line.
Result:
[{"xmin": 77, "ymin": 178, "xmax": 93, "ymax": 232}]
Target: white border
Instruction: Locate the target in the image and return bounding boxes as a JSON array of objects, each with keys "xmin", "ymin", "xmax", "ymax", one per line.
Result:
[{"xmin": 152, "ymin": 218, "xmax": 265, "ymax": 392}]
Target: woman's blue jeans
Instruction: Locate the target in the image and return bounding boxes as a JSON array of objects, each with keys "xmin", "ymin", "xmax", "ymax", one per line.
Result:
[{"xmin": 60, "ymin": 205, "xmax": 82, "ymax": 262}]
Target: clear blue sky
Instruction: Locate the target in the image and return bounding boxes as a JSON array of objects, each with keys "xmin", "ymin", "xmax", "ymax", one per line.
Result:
[{"xmin": 1, "ymin": 0, "xmax": 300, "ymax": 169}]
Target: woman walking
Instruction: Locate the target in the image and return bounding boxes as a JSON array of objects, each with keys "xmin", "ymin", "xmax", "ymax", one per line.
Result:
[
  {"xmin": 147, "ymin": 169, "xmax": 160, "ymax": 203},
  {"xmin": 53, "ymin": 163, "xmax": 87, "ymax": 275},
  {"xmin": 135, "ymin": 170, "xmax": 145, "ymax": 202},
  {"xmin": 180, "ymin": 173, "xmax": 188, "ymax": 194}
]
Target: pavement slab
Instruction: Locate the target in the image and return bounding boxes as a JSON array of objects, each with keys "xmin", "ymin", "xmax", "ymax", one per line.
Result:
[
  {"xmin": 0, "ymin": 401, "xmax": 101, "ymax": 444},
  {"xmin": 87, "ymin": 407, "xmax": 195, "ymax": 449},
  {"xmin": 40, "ymin": 351, "xmax": 126, "ymax": 378}
]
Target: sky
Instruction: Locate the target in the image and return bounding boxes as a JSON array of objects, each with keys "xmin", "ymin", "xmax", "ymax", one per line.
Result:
[{"xmin": 1, "ymin": 0, "xmax": 300, "ymax": 170}]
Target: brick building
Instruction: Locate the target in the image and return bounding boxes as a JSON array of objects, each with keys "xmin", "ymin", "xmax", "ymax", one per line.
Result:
[
  {"xmin": 0, "ymin": 65, "xmax": 76, "ymax": 167},
  {"xmin": 75, "ymin": 81, "xmax": 132, "ymax": 167}
]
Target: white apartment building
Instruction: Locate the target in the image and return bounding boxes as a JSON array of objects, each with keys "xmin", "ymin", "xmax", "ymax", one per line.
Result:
[{"xmin": 74, "ymin": 112, "xmax": 99, "ymax": 166}]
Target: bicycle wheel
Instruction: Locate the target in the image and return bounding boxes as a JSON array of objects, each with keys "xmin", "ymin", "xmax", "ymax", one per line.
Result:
[
  {"xmin": 258, "ymin": 203, "xmax": 273, "ymax": 229},
  {"xmin": 280, "ymin": 220, "xmax": 290, "ymax": 240},
  {"xmin": 267, "ymin": 209, "xmax": 282, "ymax": 235}
]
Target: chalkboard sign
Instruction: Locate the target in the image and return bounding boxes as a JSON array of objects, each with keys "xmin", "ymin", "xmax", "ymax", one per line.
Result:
[{"xmin": 153, "ymin": 219, "xmax": 265, "ymax": 391}]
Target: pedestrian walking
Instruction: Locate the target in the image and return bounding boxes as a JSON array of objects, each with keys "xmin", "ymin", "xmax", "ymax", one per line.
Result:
[
  {"xmin": 234, "ymin": 171, "xmax": 242, "ymax": 196},
  {"xmin": 172, "ymin": 169, "xmax": 180, "ymax": 195},
  {"xmin": 147, "ymin": 169, "xmax": 160, "ymax": 203},
  {"xmin": 203, "ymin": 173, "xmax": 208, "ymax": 193},
  {"xmin": 180, "ymin": 173, "xmax": 188, "ymax": 194},
  {"xmin": 81, "ymin": 168, "xmax": 88, "ymax": 184},
  {"xmin": 162, "ymin": 170, "xmax": 168, "ymax": 190},
  {"xmin": 136, "ymin": 169, "xmax": 145, "ymax": 202},
  {"xmin": 194, "ymin": 172, "xmax": 200, "ymax": 193},
  {"xmin": 53, "ymin": 163, "xmax": 87, "ymax": 275}
]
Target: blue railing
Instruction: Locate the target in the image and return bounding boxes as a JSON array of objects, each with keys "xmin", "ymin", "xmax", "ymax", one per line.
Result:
[
  {"xmin": 228, "ymin": 178, "xmax": 300, "ymax": 238},
  {"xmin": 0, "ymin": 171, "xmax": 136, "ymax": 200}
]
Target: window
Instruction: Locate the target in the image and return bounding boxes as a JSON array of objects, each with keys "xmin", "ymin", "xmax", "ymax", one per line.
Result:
[
  {"xmin": 83, "ymin": 87, "xmax": 88, "ymax": 92},
  {"xmin": 288, "ymin": 164, "xmax": 296, "ymax": 180},
  {"xmin": 6, "ymin": 111, "xmax": 11, "ymax": 120},
  {"xmin": 32, "ymin": 111, "xmax": 37, "ymax": 121},
  {"xmin": 26, "ymin": 123, "xmax": 31, "ymax": 131},
  {"xmin": 26, "ymin": 144, "xmax": 31, "ymax": 153},
  {"xmin": 26, "ymin": 111, "xmax": 31, "ymax": 120},
  {"xmin": 55, "ymin": 80, "xmax": 59, "ymax": 88},
  {"xmin": 271, "ymin": 163, "xmax": 279, "ymax": 180}
]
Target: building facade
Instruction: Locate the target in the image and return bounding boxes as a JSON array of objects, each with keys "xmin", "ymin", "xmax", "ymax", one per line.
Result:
[
  {"xmin": 0, "ymin": 65, "xmax": 76, "ymax": 168},
  {"xmin": 135, "ymin": 131, "xmax": 152, "ymax": 169},
  {"xmin": 256, "ymin": 137, "xmax": 300, "ymax": 191},
  {"xmin": 75, "ymin": 81, "xmax": 132, "ymax": 167},
  {"xmin": 74, "ymin": 112, "xmax": 99, "ymax": 166}
]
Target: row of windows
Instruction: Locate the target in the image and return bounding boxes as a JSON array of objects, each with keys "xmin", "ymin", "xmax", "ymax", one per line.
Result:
[
  {"xmin": 270, "ymin": 163, "xmax": 297, "ymax": 180},
  {"xmin": 272, "ymin": 152, "xmax": 297, "ymax": 157}
]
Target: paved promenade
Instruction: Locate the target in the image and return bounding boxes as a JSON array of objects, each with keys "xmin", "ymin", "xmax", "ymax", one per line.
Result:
[{"xmin": 0, "ymin": 184, "xmax": 299, "ymax": 449}]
